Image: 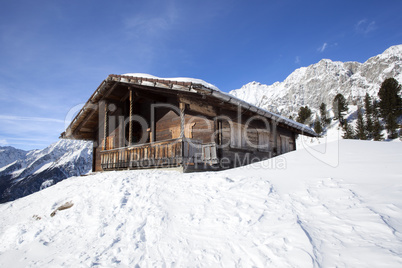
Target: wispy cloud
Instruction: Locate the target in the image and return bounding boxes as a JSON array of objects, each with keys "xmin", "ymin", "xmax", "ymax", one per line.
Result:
[
  {"xmin": 355, "ymin": 19, "xmax": 377, "ymax": 34},
  {"xmin": 318, "ymin": 42, "xmax": 328, "ymax": 53},
  {"xmin": 118, "ymin": 2, "xmax": 181, "ymax": 72},
  {"xmin": 0, "ymin": 115, "xmax": 65, "ymax": 150},
  {"xmin": 295, "ymin": 56, "xmax": 301, "ymax": 64},
  {"xmin": 0, "ymin": 115, "xmax": 64, "ymax": 123},
  {"xmin": 123, "ymin": 2, "xmax": 178, "ymax": 40}
]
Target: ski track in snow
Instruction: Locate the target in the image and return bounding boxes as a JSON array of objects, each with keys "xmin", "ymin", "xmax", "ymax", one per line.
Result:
[
  {"xmin": 0, "ymin": 141, "xmax": 402, "ymax": 267},
  {"xmin": 287, "ymin": 178, "xmax": 402, "ymax": 267}
]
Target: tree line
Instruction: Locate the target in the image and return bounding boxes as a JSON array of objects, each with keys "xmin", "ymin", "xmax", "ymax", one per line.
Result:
[{"xmin": 295, "ymin": 78, "xmax": 402, "ymax": 140}]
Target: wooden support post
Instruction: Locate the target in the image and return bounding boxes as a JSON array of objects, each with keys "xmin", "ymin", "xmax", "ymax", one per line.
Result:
[
  {"xmin": 215, "ymin": 108, "xmax": 222, "ymax": 146},
  {"xmin": 272, "ymin": 120, "xmax": 277, "ymax": 155},
  {"xmin": 150, "ymin": 102, "xmax": 155, "ymax": 143},
  {"xmin": 118, "ymin": 115, "xmax": 124, "ymax": 148},
  {"xmin": 103, "ymin": 101, "xmax": 108, "ymax": 150},
  {"xmin": 180, "ymin": 102, "xmax": 185, "ymax": 139},
  {"xmin": 129, "ymin": 87, "xmax": 134, "ymax": 146}
]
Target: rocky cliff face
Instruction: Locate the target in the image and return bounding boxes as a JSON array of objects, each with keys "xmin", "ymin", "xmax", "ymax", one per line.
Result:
[
  {"xmin": 229, "ymin": 45, "xmax": 402, "ymax": 118},
  {"xmin": 0, "ymin": 139, "xmax": 92, "ymax": 203}
]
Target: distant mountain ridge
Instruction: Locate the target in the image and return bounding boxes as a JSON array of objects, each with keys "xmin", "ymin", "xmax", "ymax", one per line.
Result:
[
  {"xmin": 0, "ymin": 146, "xmax": 28, "ymax": 169},
  {"xmin": 0, "ymin": 139, "xmax": 92, "ymax": 203},
  {"xmin": 229, "ymin": 45, "xmax": 402, "ymax": 118}
]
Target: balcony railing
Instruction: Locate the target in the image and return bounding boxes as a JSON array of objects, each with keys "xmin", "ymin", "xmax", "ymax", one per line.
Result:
[{"xmin": 100, "ymin": 138, "xmax": 218, "ymax": 170}]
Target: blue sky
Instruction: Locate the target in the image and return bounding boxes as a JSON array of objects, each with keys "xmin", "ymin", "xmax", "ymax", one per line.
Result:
[{"xmin": 0, "ymin": 0, "xmax": 401, "ymax": 150}]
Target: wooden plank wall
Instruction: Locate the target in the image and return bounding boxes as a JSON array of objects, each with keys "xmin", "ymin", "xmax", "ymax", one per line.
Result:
[
  {"xmin": 155, "ymin": 109, "xmax": 180, "ymax": 141},
  {"xmin": 184, "ymin": 113, "xmax": 215, "ymax": 143},
  {"xmin": 216, "ymin": 110, "xmax": 296, "ymax": 168},
  {"xmin": 92, "ymin": 92, "xmax": 298, "ymax": 172}
]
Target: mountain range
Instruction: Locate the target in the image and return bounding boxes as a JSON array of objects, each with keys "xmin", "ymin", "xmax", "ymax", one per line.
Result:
[
  {"xmin": 229, "ymin": 45, "xmax": 402, "ymax": 118},
  {"xmin": 0, "ymin": 140, "xmax": 92, "ymax": 203}
]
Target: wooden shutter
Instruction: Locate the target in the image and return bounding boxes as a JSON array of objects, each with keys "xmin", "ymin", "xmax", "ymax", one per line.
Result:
[
  {"xmin": 230, "ymin": 123, "xmax": 242, "ymax": 148},
  {"xmin": 258, "ymin": 130, "xmax": 270, "ymax": 152}
]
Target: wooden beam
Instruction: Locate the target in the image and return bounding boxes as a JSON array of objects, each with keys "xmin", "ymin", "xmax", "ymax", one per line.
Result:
[
  {"xmin": 103, "ymin": 101, "xmax": 108, "ymax": 150},
  {"xmin": 129, "ymin": 87, "xmax": 134, "ymax": 146},
  {"xmin": 179, "ymin": 96, "xmax": 217, "ymax": 117},
  {"xmin": 179, "ymin": 102, "xmax": 186, "ymax": 139},
  {"xmin": 272, "ymin": 121, "xmax": 278, "ymax": 155},
  {"xmin": 72, "ymin": 105, "xmax": 99, "ymax": 136},
  {"xmin": 120, "ymin": 90, "xmax": 130, "ymax": 102},
  {"xmin": 135, "ymin": 90, "xmax": 167, "ymax": 102},
  {"xmin": 101, "ymin": 82, "xmax": 119, "ymax": 100},
  {"xmin": 74, "ymin": 131, "xmax": 96, "ymax": 140}
]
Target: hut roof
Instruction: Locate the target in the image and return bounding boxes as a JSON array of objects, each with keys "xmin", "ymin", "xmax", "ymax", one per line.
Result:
[{"xmin": 61, "ymin": 74, "xmax": 317, "ymax": 139}]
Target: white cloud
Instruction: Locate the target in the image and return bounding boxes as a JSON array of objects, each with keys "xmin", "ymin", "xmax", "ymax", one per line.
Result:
[
  {"xmin": 355, "ymin": 19, "xmax": 377, "ymax": 34},
  {"xmin": 0, "ymin": 139, "xmax": 8, "ymax": 146},
  {"xmin": 318, "ymin": 42, "xmax": 328, "ymax": 53},
  {"xmin": 295, "ymin": 56, "xmax": 301, "ymax": 64}
]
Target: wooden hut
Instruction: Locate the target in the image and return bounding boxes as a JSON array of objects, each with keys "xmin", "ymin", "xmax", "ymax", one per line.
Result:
[{"xmin": 61, "ymin": 74, "xmax": 317, "ymax": 172}]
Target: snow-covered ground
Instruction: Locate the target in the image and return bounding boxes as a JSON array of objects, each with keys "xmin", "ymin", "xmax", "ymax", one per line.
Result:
[{"xmin": 0, "ymin": 140, "xmax": 401, "ymax": 267}]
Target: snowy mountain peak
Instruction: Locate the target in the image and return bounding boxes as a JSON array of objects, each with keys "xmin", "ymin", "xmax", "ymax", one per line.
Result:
[
  {"xmin": 0, "ymin": 146, "xmax": 27, "ymax": 169},
  {"xmin": 381, "ymin": 44, "xmax": 402, "ymax": 57},
  {"xmin": 0, "ymin": 139, "xmax": 93, "ymax": 203},
  {"xmin": 230, "ymin": 44, "xmax": 402, "ymax": 118}
]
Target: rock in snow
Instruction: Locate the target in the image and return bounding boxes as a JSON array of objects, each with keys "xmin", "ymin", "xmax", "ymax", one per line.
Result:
[
  {"xmin": 0, "ymin": 140, "xmax": 401, "ymax": 267},
  {"xmin": 0, "ymin": 139, "xmax": 92, "ymax": 203},
  {"xmin": 229, "ymin": 45, "xmax": 402, "ymax": 118}
]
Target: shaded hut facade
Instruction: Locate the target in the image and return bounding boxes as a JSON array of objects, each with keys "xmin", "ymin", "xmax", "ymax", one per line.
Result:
[{"xmin": 61, "ymin": 74, "xmax": 317, "ymax": 172}]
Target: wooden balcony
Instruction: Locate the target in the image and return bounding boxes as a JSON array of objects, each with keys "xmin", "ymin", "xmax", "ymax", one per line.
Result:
[{"xmin": 100, "ymin": 138, "xmax": 218, "ymax": 170}]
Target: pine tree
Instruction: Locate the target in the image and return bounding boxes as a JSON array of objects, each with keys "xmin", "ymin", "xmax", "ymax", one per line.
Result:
[
  {"xmin": 319, "ymin": 102, "xmax": 331, "ymax": 127},
  {"xmin": 372, "ymin": 99, "xmax": 384, "ymax": 141},
  {"xmin": 372, "ymin": 99, "xmax": 381, "ymax": 118},
  {"xmin": 364, "ymin": 93, "xmax": 373, "ymax": 114},
  {"xmin": 342, "ymin": 119, "xmax": 355, "ymax": 139},
  {"xmin": 313, "ymin": 117, "xmax": 323, "ymax": 135},
  {"xmin": 372, "ymin": 117, "xmax": 384, "ymax": 141},
  {"xmin": 296, "ymin": 106, "xmax": 312, "ymax": 124},
  {"xmin": 356, "ymin": 106, "xmax": 367, "ymax": 140},
  {"xmin": 378, "ymin": 78, "xmax": 402, "ymax": 139},
  {"xmin": 364, "ymin": 93, "xmax": 374, "ymax": 138},
  {"xmin": 333, "ymin": 93, "xmax": 348, "ymax": 123}
]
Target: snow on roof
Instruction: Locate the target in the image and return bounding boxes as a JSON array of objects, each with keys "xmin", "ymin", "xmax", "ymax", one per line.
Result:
[{"xmin": 122, "ymin": 73, "xmax": 221, "ymax": 92}]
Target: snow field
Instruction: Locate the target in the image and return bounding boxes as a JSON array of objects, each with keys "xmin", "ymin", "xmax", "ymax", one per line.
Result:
[{"xmin": 0, "ymin": 140, "xmax": 401, "ymax": 267}]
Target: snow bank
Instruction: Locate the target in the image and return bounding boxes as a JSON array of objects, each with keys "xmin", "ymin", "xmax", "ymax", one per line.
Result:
[{"xmin": 0, "ymin": 140, "xmax": 401, "ymax": 267}]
